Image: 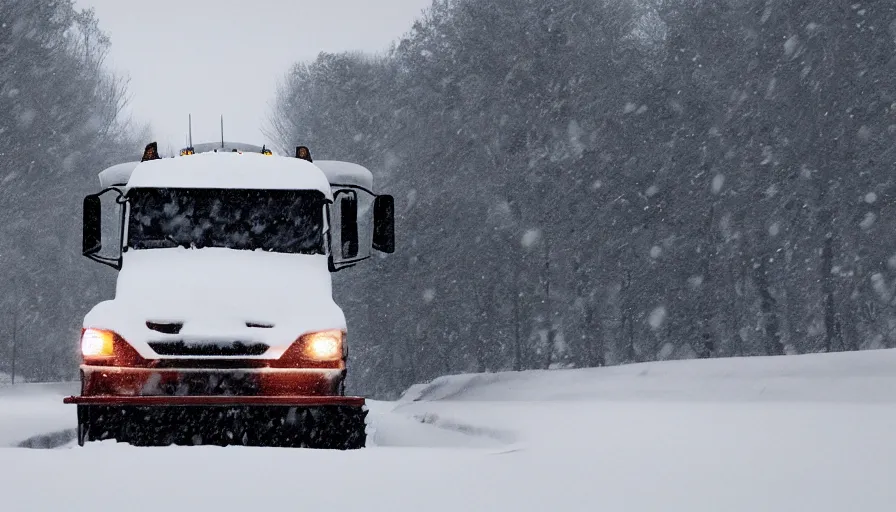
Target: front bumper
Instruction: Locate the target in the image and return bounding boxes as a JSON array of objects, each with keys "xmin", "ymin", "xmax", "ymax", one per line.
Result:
[
  {"xmin": 68, "ymin": 397, "xmax": 368, "ymax": 449},
  {"xmin": 78, "ymin": 365, "xmax": 345, "ymax": 397},
  {"xmin": 67, "ymin": 364, "xmax": 366, "ymax": 449}
]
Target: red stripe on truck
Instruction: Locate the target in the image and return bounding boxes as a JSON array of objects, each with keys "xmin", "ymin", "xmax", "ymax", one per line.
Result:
[{"xmin": 64, "ymin": 395, "xmax": 366, "ymax": 407}]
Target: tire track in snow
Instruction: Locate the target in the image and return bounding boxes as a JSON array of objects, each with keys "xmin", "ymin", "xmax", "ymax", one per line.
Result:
[{"xmin": 16, "ymin": 428, "xmax": 77, "ymax": 449}]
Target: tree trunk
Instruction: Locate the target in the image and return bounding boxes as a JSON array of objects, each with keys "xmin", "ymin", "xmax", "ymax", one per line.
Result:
[
  {"xmin": 475, "ymin": 324, "xmax": 486, "ymax": 374},
  {"xmin": 697, "ymin": 204, "xmax": 716, "ymax": 359},
  {"xmin": 821, "ymin": 234, "xmax": 843, "ymax": 352},
  {"xmin": 725, "ymin": 262, "xmax": 743, "ymax": 356},
  {"xmin": 841, "ymin": 301, "xmax": 859, "ymax": 352},
  {"xmin": 543, "ymin": 241, "xmax": 556, "ymax": 369},
  {"xmin": 441, "ymin": 331, "xmax": 453, "ymax": 376},
  {"xmin": 619, "ymin": 267, "xmax": 637, "ymax": 363},
  {"xmin": 573, "ymin": 252, "xmax": 604, "ymax": 368},
  {"xmin": 583, "ymin": 300, "xmax": 605, "ymax": 367},
  {"xmin": 10, "ymin": 312, "xmax": 17, "ymax": 386},
  {"xmin": 513, "ymin": 285, "xmax": 522, "ymax": 372},
  {"xmin": 754, "ymin": 256, "xmax": 785, "ymax": 356}
]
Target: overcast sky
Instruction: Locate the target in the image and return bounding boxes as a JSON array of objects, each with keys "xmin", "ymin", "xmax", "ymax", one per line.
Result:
[{"xmin": 75, "ymin": 0, "xmax": 432, "ymax": 155}]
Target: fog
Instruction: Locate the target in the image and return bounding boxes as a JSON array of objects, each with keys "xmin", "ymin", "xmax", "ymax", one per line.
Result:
[{"xmin": 74, "ymin": 0, "xmax": 432, "ymax": 150}]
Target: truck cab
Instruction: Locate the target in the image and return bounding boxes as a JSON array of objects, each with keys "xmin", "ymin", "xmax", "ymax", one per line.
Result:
[{"xmin": 66, "ymin": 142, "xmax": 393, "ymax": 449}]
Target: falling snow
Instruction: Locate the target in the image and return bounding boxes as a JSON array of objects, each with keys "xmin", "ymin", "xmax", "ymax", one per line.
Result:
[
  {"xmin": 521, "ymin": 229, "xmax": 542, "ymax": 248},
  {"xmin": 648, "ymin": 306, "xmax": 667, "ymax": 330},
  {"xmin": 784, "ymin": 35, "xmax": 800, "ymax": 57},
  {"xmin": 860, "ymin": 213, "xmax": 877, "ymax": 230},
  {"xmin": 712, "ymin": 174, "xmax": 725, "ymax": 194}
]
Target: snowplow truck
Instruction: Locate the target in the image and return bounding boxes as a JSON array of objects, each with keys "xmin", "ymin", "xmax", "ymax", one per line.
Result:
[{"xmin": 64, "ymin": 142, "xmax": 394, "ymax": 449}]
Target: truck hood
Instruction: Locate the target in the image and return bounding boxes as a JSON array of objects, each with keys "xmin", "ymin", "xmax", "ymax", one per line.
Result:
[{"xmin": 83, "ymin": 248, "xmax": 346, "ymax": 360}]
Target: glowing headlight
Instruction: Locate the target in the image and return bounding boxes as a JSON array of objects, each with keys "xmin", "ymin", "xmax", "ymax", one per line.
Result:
[
  {"xmin": 81, "ymin": 329, "xmax": 115, "ymax": 357},
  {"xmin": 303, "ymin": 330, "xmax": 344, "ymax": 361}
]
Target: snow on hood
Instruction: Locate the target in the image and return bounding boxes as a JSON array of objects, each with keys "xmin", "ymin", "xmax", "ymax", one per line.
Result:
[{"xmin": 83, "ymin": 248, "xmax": 346, "ymax": 360}]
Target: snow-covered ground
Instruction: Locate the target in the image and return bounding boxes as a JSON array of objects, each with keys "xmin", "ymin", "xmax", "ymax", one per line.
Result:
[{"xmin": 2, "ymin": 350, "xmax": 895, "ymax": 511}]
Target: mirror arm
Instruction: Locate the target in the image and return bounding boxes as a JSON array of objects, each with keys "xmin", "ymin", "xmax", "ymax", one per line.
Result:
[
  {"xmin": 86, "ymin": 253, "xmax": 123, "ymax": 271},
  {"xmin": 94, "ymin": 186, "xmax": 126, "ymax": 200},
  {"xmin": 330, "ymin": 261, "xmax": 359, "ymax": 273}
]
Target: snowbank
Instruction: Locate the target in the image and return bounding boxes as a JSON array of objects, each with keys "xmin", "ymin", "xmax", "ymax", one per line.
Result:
[
  {"xmin": 0, "ymin": 382, "xmax": 77, "ymax": 447},
  {"xmin": 401, "ymin": 348, "xmax": 896, "ymax": 403}
]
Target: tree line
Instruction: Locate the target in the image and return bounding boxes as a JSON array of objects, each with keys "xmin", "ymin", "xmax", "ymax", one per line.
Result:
[
  {"xmin": 268, "ymin": 0, "xmax": 896, "ymax": 398},
  {"xmin": 0, "ymin": 1, "xmax": 142, "ymax": 381}
]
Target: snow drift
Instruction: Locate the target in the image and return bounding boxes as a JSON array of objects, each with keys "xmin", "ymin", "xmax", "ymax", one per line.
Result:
[{"xmin": 401, "ymin": 348, "xmax": 896, "ymax": 403}]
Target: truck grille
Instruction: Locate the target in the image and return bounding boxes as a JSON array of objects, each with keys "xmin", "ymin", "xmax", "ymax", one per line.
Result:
[
  {"xmin": 148, "ymin": 341, "xmax": 270, "ymax": 357},
  {"xmin": 154, "ymin": 371, "xmax": 262, "ymax": 396}
]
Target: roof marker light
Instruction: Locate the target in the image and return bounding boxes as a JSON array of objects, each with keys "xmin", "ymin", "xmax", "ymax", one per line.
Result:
[
  {"xmin": 141, "ymin": 142, "xmax": 161, "ymax": 162},
  {"xmin": 296, "ymin": 146, "xmax": 313, "ymax": 162}
]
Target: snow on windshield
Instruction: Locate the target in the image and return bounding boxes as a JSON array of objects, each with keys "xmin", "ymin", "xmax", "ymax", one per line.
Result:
[{"xmin": 127, "ymin": 188, "xmax": 326, "ymax": 254}]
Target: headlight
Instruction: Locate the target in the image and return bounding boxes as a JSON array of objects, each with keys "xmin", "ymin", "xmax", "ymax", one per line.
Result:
[
  {"xmin": 81, "ymin": 328, "xmax": 115, "ymax": 357},
  {"xmin": 302, "ymin": 330, "xmax": 344, "ymax": 361}
]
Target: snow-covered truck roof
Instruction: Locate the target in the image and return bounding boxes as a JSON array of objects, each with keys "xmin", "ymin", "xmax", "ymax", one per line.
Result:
[
  {"xmin": 191, "ymin": 141, "xmax": 266, "ymax": 154},
  {"xmin": 98, "ymin": 153, "xmax": 376, "ymax": 197},
  {"xmin": 313, "ymin": 160, "xmax": 374, "ymax": 192},
  {"xmin": 98, "ymin": 161, "xmax": 140, "ymax": 188},
  {"xmin": 121, "ymin": 152, "xmax": 335, "ymax": 198}
]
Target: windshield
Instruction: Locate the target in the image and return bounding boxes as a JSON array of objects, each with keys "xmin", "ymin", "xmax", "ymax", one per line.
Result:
[{"xmin": 126, "ymin": 188, "xmax": 327, "ymax": 254}]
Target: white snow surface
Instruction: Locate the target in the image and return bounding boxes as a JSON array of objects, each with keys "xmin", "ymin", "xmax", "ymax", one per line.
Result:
[
  {"xmin": 84, "ymin": 248, "xmax": 345, "ymax": 359},
  {"xmin": 314, "ymin": 160, "xmax": 375, "ymax": 191},
  {"xmin": 98, "ymin": 161, "xmax": 140, "ymax": 188},
  {"xmin": 3, "ymin": 349, "xmax": 896, "ymax": 511},
  {"xmin": 126, "ymin": 152, "xmax": 334, "ymax": 197}
]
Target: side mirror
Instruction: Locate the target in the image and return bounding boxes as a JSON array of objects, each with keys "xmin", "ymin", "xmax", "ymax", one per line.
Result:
[
  {"xmin": 340, "ymin": 194, "xmax": 359, "ymax": 259},
  {"xmin": 82, "ymin": 187, "xmax": 125, "ymax": 270},
  {"xmin": 83, "ymin": 194, "xmax": 102, "ymax": 256},
  {"xmin": 373, "ymin": 195, "xmax": 395, "ymax": 254}
]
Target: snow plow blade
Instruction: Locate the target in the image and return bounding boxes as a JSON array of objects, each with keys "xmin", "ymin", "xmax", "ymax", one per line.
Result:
[{"xmin": 64, "ymin": 396, "xmax": 367, "ymax": 449}]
